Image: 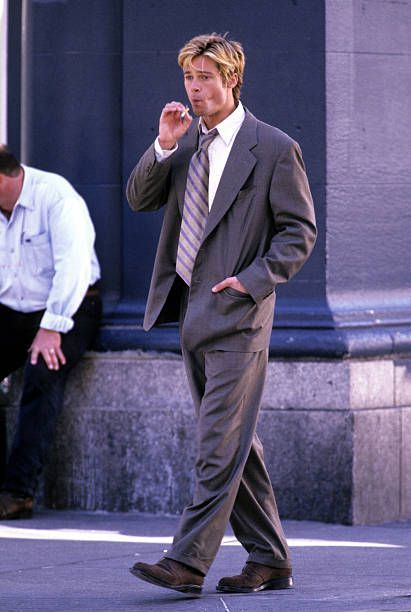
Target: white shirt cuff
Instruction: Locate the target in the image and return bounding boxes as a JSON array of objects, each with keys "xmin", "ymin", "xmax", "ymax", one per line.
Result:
[
  {"xmin": 40, "ymin": 311, "xmax": 74, "ymax": 333},
  {"xmin": 154, "ymin": 137, "xmax": 178, "ymax": 161}
]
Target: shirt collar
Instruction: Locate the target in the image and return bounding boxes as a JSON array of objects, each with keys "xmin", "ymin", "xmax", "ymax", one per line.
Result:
[
  {"xmin": 199, "ymin": 101, "xmax": 245, "ymax": 146},
  {"xmin": 16, "ymin": 165, "xmax": 35, "ymax": 210}
]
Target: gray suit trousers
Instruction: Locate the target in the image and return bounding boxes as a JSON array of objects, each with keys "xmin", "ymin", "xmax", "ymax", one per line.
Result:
[{"xmin": 167, "ymin": 343, "xmax": 291, "ymax": 575}]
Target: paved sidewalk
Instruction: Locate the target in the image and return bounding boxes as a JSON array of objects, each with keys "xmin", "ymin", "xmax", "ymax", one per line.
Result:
[{"xmin": 0, "ymin": 510, "xmax": 410, "ymax": 611}]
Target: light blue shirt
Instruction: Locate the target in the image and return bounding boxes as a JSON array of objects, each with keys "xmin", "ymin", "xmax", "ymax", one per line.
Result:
[{"xmin": 0, "ymin": 165, "xmax": 100, "ymax": 333}]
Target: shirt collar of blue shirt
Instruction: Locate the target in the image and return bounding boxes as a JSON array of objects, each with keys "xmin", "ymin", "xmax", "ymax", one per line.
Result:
[{"xmin": 16, "ymin": 165, "xmax": 35, "ymax": 210}]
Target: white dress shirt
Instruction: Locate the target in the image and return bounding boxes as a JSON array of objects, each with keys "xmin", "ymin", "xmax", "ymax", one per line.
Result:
[
  {"xmin": 0, "ymin": 165, "xmax": 100, "ymax": 333},
  {"xmin": 154, "ymin": 101, "xmax": 246, "ymax": 209}
]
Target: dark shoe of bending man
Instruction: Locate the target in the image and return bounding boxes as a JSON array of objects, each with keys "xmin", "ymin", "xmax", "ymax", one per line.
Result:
[{"xmin": 0, "ymin": 491, "xmax": 34, "ymax": 520}]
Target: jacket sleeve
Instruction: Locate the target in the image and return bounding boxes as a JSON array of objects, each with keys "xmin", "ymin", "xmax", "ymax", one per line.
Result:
[
  {"xmin": 237, "ymin": 140, "xmax": 317, "ymax": 303},
  {"xmin": 126, "ymin": 144, "xmax": 173, "ymax": 212}
]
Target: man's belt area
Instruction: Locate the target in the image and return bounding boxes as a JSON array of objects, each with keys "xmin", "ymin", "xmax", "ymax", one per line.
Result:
[{"xmin": 85, "ymin": 280, "xmax": 101, "ymax": 298}]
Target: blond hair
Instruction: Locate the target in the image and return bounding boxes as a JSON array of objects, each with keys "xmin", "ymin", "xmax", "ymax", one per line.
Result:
[{"xmin": 178, "ymin": 33, "xmax": 245, "ymax": 105}]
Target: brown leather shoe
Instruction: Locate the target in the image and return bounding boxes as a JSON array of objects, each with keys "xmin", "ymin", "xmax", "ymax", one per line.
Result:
[
  {"xmin": 0, "ymin": 491, "xmax": 34, "ymax": 520},
  {"xmin": 217, "ymin": 561, "xmax": 293, "ymax": 593},
  {"xmin": 130, "ymin": 557, "xmax": 204, "ymax": 594}
]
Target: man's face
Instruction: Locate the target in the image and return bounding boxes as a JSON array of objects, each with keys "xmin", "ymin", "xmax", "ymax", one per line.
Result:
[
  {"xmin": 0, "ymin": 170, "xmax": 23, "ymax": 211},
  {"xmin": 0, "ymin": 174, "xmax": 9, "ymax": 208},
  {"xmin": 183, "ymin": 55, "xmax": 237, "ymax": 129}
]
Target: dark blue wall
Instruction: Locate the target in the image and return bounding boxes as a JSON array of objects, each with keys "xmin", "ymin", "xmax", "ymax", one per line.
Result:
[
  {"xmin": 122, "ymin": 0, "xmax": 326, "ymax": 331},
  {"xmin": 8, "ymin": 0, "xmax": 327, "ymax": 354},
  {"xmin": 29, "ymin": 1, "xmax": 411, "ymax": 356}
]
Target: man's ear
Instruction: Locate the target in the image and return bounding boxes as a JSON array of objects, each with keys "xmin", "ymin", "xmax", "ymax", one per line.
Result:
[{"xmin": 226, "ymin": 73, "xmax": 238, "ymax": 89}]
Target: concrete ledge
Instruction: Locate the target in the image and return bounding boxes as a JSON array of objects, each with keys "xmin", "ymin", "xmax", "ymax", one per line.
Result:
[{"xmin": 2, "ymin": 351, "xmax": 411, "ymax": 524}]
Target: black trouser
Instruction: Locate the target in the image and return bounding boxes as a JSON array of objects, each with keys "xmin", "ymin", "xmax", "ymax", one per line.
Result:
[{"xmin": 0, "ymin": 293, "xmax": 101, "ymax": 497}]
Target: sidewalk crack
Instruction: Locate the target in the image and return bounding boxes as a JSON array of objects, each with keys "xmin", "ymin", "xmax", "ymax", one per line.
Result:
[{"xmin": 219, "ymin": 596, "xmax": 231, "ymax": 612}]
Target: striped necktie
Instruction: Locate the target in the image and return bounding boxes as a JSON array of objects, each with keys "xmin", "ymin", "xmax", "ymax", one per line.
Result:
[{"xmin": 176, "ymin": 129, "xmax": 218, "ymax": 286}]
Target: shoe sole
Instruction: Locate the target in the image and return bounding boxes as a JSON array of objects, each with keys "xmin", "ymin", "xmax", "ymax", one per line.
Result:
[
  {"xmin": 129, "ymin": 567, "xmax": 202, "ymax": 595},
  {"xmin": 216, "ymin": 576, "xmax": 293, "ymax": 593}
]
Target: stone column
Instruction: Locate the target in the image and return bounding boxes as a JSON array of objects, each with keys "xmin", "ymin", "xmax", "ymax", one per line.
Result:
[
  {"xmin": 6, "ymin": 0, "xmax": 411, "ymax": 524},
  {"xmin": 324, "ymin": 0, "xmax": 411, "ymax": 349}
]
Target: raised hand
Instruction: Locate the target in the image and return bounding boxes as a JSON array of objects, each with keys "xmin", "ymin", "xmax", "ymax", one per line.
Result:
[{"xmin": 158, "ymin": 101, "xmax": 192, "ymax": 150}]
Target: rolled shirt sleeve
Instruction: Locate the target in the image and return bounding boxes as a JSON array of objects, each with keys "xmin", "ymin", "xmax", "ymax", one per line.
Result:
[{"xmin": 39, "ymin": 196, "xmax": 98, "ymax": 333}]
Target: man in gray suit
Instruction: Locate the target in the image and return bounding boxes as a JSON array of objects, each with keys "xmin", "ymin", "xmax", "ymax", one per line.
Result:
[{"xmin": 126, "ymin": 33, "xmax": 316, "ymax": 595}]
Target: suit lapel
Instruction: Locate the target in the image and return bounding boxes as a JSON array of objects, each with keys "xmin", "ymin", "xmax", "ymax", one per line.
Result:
[{"xmin": 203, "ymin": 110, "xmax": 258, "ymax": 242}]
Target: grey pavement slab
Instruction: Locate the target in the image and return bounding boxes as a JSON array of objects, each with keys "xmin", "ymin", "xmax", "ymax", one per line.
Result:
[{"xmin": 0, "ymin": 510, "xmax": 410, "ymax": 611}]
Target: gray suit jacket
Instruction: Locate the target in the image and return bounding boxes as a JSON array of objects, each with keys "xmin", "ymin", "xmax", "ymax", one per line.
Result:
[{"xmin": 126, "ymin": 109, "xmax": 317, "ymax": 352}]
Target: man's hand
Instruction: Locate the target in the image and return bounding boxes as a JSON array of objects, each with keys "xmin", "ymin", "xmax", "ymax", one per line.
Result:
[
  {"xmin": 29, "ymin": 328, "xmax": 66, "ymax": 370},
  {"xmin": 158, "ymin": 101, "xmax": 192, "ymax": 150},
  {"xmin": 212, "ymin": 276, "xmax": 248, "ymax": 295}
]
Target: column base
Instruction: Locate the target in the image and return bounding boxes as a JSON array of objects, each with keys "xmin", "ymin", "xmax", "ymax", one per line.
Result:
[{"xmin": 4, "ymin": 351, "xmax": 411, "ymax": 524}]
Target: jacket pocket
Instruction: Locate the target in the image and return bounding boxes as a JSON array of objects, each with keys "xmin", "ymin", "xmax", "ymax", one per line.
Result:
[{"xmin": 223, "ymin": 286, "xmax": 252, "ymax": 300}]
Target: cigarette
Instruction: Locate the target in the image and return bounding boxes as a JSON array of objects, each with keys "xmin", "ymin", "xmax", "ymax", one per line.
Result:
[{"xmin": 180, "ymin": 106, "xmax": 190, "ymax": 120}]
